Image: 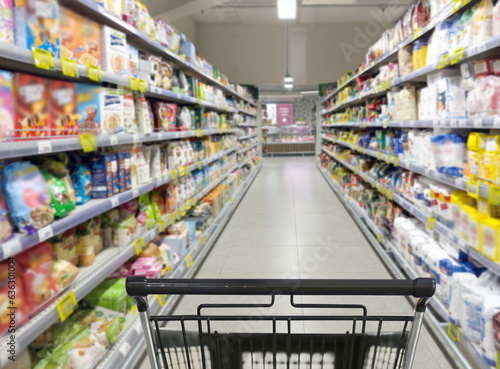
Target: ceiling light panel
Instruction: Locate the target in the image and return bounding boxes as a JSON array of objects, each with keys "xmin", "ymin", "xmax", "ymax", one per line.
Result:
[{"xmin": 278, "ymin": 0, "xmax": 297, "ymax": 19}]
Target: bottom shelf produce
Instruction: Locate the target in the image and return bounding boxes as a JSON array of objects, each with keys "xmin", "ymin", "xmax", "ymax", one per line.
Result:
[{"xmin": 317, "ymin": 153, "xmax": 494, "ymax": 369}]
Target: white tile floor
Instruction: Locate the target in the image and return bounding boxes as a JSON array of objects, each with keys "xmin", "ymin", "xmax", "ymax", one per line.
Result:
[{"xmin": 135, "ymin": 157, "xmax": 454, "ymax": 369}]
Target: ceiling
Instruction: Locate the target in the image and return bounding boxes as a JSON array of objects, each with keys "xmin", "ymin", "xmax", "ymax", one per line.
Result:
[{"xmin": 150, "ymin": 0, "xmax": 415, "ymax": 25}]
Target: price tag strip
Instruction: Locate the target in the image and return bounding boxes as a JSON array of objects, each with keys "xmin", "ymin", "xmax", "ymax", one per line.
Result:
[
  {"xmin": 134, "ymin": 237, "xmax": 145, "ymax": 255},
  {"xmin": 185, "ymin": 254, "xmax": 193, "ymax": 268},
  {"xmin": 80, "ymin": 134, "xmax": 97, "ymax": 152},
  {"xmin": 61, "ymin": 58, "xmax": 79, "ymax": 78},
  {"xmin": 33, "ymin": 48, "xmax": 55, "ymax": 71},
  {"xmin": 87, "ymin": 65, "xmax": 102, "ymax": 82}
]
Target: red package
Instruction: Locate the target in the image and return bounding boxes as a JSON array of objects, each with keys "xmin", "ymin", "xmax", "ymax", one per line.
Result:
[
  {"xmin": 47, "ymin": 80, "xmax": 78, "ymax": 136},
  {"xmin": 412, "ymin": 1, "xmax": 427, "ymax": 31},
  {"xmin": 0, "ymin": 259, "xmax": 29, "ymax": 334},
  {"xmin": 13, "ymin": 73, "xmax": 48, "ymax": 138},
  {"xmin": 473, "ymin": 60, "xmax": 493, "ymax": 77},
  {"xmin": 154, "ymin": 102, "xmax": 177, "ymax": 132},
  {"xmin": 490, "ymin": 58, "xmax": 500, "ymax": 76},
  {"xmin": 17, "ymin": 241, "xmax": 56, "ymax": 308}
]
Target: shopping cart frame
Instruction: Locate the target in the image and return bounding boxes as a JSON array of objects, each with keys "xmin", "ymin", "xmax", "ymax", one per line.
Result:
[{"xmin": 126, "ymin": 277, "xmax": 435, "ymax": 369}]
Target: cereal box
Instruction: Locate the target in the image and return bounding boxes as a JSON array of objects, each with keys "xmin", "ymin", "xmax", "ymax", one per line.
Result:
[
  {"xmin": 90, "ymin": 154, "xmax": 116, "ymax": 198},
  {"xmin": 122, "ymin": 90, "xmax": 136, "ymax": 133},
  {"xmin": 0, "ymin": 70, "xmax": 14, "ymax": 141},
  {"xmin": 14, "ymin": 0, "xmax": 59, "ymax": 58},
  {"xmin": 100, "ymin": 88, "xmax": 124, "ymax": 134},
  {"xmin": 105, "ymin": 0, "xmax": 120, "ymax": 18},
  {"xmin": 121, "ymin": 0, "xmax": 134, "ymax": 26},
  {"xmin": 60, "ymin": 7, "xmax": 101, "ymax": 67},
  {"xmin": 101, "ymin": 26, "xmax": 128, "ymax": 77},
  {"xmin": 116, "ymin": 151, "xmax": 131, "ymax": 192},
  {"xmin": 127, "ymin": 44, "xmax": 138, "ymax": 78},
  {"xmin": 76, "ymin": 83, "xmax": 101, "ymax": 134},
  {"xmin": 47, "ymin": 80, "xmax": 77, "ymax": 136},
  {"xmin": 0, "ymin": 0, "xmax": 14, "ymax": 44},
  {"xmin": 13, "ymin": 73, "xmax": 48, "ymax": 138}
]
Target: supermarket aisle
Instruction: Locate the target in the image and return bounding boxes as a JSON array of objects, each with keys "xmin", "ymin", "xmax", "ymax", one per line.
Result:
[{"xmin": 137, "ymin": 157, "xmax": 453, "ymax": 369}]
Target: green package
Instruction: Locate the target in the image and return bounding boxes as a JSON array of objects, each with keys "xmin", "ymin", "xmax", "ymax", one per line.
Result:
[{"xmin": 40, "ymin": 169, "xmax": 76, "ymax": 218}]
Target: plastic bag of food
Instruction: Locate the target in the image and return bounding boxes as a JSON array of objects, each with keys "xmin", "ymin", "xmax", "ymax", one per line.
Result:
[
  {"xmin": 76, "ymin": 221, "xmax": 95, "ymax": 267},
  {"xmin": 51, "ymin": 258, "xmax": 79, "ymax": 291},
  {"xmin": 51, "ymin": 227, "xmax": 79, "ymax": 265},
  {"xmin": 4, "ymin": 162, "xmax": 53, "ymax": 233},
  {"xmin": 139, "ymin": 193, "xmax": 154, "ymax": 229},
  {"xmin": 41, "ymin": 169, "xmax": 76, "ymax": 218},
  {"xmin": 90, "ymin": 318, "xmax": 123, "ymax": 348},
  {"xmin": 150, "ymin": 190, "xmax": 165, "ymax": 221},
  {"xmin": 166, "ymin": 181, "xmax": 176, "ymax": 214},
  {"xmin": 119, "ymin": 199, "xmax": 139, "ymax": 220},
  {"xmin": 113, "ymin": 214, "xmax": 137, "ymax": 246},
  {"xmin": 473, "ymin": 0, "xmax": 493, "ymax": 45}
]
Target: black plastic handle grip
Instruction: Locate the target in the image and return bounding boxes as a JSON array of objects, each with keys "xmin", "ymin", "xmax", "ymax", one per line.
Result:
[{"xmin": 126, "ymin": 277, "xmax": 435, "ymax": 299}]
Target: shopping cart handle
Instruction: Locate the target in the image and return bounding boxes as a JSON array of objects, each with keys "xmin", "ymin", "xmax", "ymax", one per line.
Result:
[{"xmin": 126, "ymin": 277, "xmax": 435, "ymax": 298}]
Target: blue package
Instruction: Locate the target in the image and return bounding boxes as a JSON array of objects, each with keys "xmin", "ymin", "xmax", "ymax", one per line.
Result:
[
  {"xmin": 76, "ymin": 84, "xmax": 101, "ymax": 134},
  {"xmin": 4, "ymin": 162, "xmax": 53, "ymax": 233},
  {"xmin": 90, "ymin": 154, "xmax": 116, "ymax": 198},
  {"xmin": 71, "ymin": 164, "xmax": 92, "ymax": 205},
  {"xmin": 116, "ymin": 151, "xmax": 131, "ymax": 192},
  {"xmin": 184, "ymin": 221, "xmax": 196, "ymax": 245}
]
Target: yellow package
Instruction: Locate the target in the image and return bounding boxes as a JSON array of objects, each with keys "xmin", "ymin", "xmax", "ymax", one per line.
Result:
[
  {"xmin": 480, "ymin": 135, "xmax": 500, "ymax": 184},
  {"xmin": 467, "ymin": 207, "xmax": 488, "ymax": 250},
  {"xmin": 468, "ymin": 132, "xmax": 486, "ymax": 181},
  {"xmin": 481, "ymin": 217, "xmax": 500, "ymax": 262}
]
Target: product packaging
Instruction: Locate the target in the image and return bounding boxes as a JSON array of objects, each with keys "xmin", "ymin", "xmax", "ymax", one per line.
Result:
[
  {"xmin": 76, "ymin": 83, "xmax": 101, "ymax": 134},
  {"xmin": 14, "ymin": 0, "xmax": 59, "ymax": 58},
  {"xmin": 101, "ymin": 26, "xmax": 128, "ymax": 77},
  {"xmin": 90, "ymin": 154, "xmax": 118, "ymax": 198},
  {"xmin": 0, "ymin": 0, "xmax": 13, "ymax": 44},
  {"xmin": 13, "ymin": 73, "xmax": 48, "ymax": 138},
  {"xmin": 47, "ymin": 80, "xmax": 78, "ymax": 136},
  {"xmin": 100, "ymin": 88, "xmax": 124, "ymax": 134},
  {"xmin": 0, "ymin": 70, "xmax": 13, "ymax": 142}
]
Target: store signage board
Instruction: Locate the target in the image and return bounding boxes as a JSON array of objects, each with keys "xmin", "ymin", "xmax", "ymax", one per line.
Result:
[{"xmin": 277, "ymin": 104, "xmax": 293, "ymax": 125}]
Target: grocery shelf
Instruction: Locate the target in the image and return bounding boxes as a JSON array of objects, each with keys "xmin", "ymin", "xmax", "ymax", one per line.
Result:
[
  {"xmin": 0, "ymin": 41, "xmax": 130, "ymax": 86},
  {"xmin": 317, "ymin": 162, "xmax": 485, "ymax": 369},
  {"xmin": 323, "ymin": 135, "xmax": 490, "ymax": 200},
  {"xmin": 321, "ymin": 87, "xmax": 391, "ymax": 115},
  {"xmin": 237, "ymin": 143, "xmax": 258, "ymax": 154},
  {"xmin": 0, "ymin": 129, "xmax": 237, "ymax": 160},
  {"xmin": 321, "ymin": 116, "xmax": 500, "ymax": 129},
  {"xmin": 239, "ymin": 155, "xmax": 258, "ymax": 168},
  {"xmin": 146, "ymin": 86, "xmax": 238, "ymax": 114},
  {"xmin": 0, "ymin": 147, "xmax": 237, "ymax": 261},
  {"xmin": 321, "ymin": 147, "xmax": 500, "ymax": 279},
  {"xmin": 320, "ymin": 0, "xmax": 479, "ymax": 105},
  {"xmin": 96, "ymin": 163, "xmax": 262, "ymax": 369},
  {"xmin": 58, "ymin": 0, "xmax": 256, "ymax": 107},
  {"xmin": 239, "ymin": 110, "xmax": 258, "ymax": 117},
  {"xmin": 264, "ymin": 141, "xmax": 315, "ymax": 145},
  {"xmin": 238, "ymin": 123, "xmax": 257, "ymax": 128},
  {"xmin": 0, "ymin": 161, "xmax": 246, "ymax": 361},
  {"xmin": 239, "ymin": 134, "xmax": 258, "ymax": 140}
]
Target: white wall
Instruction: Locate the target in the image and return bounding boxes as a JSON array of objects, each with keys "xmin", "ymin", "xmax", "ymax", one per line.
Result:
[
  {"xmin": 170, "ymin": 17, "xmax": 197, "ymax": 44},
  {"xmin": 194, "ymin": 22, "xmax": 385, "ymax": 86}
]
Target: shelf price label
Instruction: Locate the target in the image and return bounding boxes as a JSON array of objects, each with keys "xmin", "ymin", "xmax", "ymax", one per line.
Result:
[
  {"xmin": 157, "ymin": 295, "xmax": 168, "ymax": 307},
  {"xmin": 426, "ymin": 216, "xmax": 436, "ymax": 231},
  {"xmin": 377, "ymin": 232, "xmax": 383, "ymax": 243},
  {"xmin": 385, "ymin": 155, "xmax": 392, "ymax": 164},
  {"xmin": 452, "ymin": 0, "xmax": 463, "ymax": 13},
  {"xmin": 438, "ymin": 53, "xmax": 450, "ymax": 69},
  {"xmin": 129, "ymin": 77, "xmax": 138, "ymax": 91},
  {"xmin": 87, "ymin": 64, "xmax": 102, "ymax": 82},
  {"xmin": 61, "ymin": 57, "xmax": 79, "ymax": 78},
  {"xmin": 200, "ymin": 235, "xmax": 207, "ymax": 245},
  {"xmin": 451, "ymin": 47, "xmax": 465, "ymax": 65},
  {"xmin": 179, "ymin": 166, "xmax": 185, "ymax": 177},
  {"xmin": 159, "ymin": 219, "xmax": 166, "ymax": 232},
  {"xmin": 57, "ymin": 290, "xmax": 77, "ymax": 322},
  {"xmin": 376, "ymin": 152, "xmax": 382, "ymax": 160},
  {"xmin": 413, "ymin": 28, "xmax": 421, "ymax": 40},
  {"xmin": 134, "ymin": 237, "xmax": 145, "ymax": 255},
  {"xmin": 138, "ymin": 79, "xmax": 147, "ymax": 92},
  {"xmin": 171, "ymin": 169, "xmax": 178, "ymax": 180},
  {"xmin": 80, "ymin": 134, "xmax": 97, "ymax": 152},
  {"xmin": 447, "ymin": 322, "xmax": 461, "ymax": 342},
  {"xmin": 197, "ymin": 161, "xmax": 202, "ymax": 170},
  {"xmin": 185, "ymin": 254, "xmax": 193, "ymax": 269},
  {"xmin": 175, "ymin": 209, "xmax": 182, "ymax": 220},
  {"xmin": 33, "ymin": 48, "xmax": 55, "ymax": 71},
  {"xmin": 185, "ymin": 166, "xmax": 190, "ymax": 175},
  {"xmin": 393, "ymin": 157, "xmax": 400, "ymax": 167},
  {"xmin": 181, "ymin": 204, "xmax": 186, "ymax": 216},
  {"xmin": 168, "ymin": 213, "xmax": 176, "ymax": 225},
  {"xmin": 195, "ymin": 129, "xmax": 204, "ymax": 137},
  {"xmin": 383, "ymin": 121, "xmax": 390, "ymax": 129},
  {"xmin": 387, "ymin": 190, "xmax": 394, "ymax": 201},
  {"xmin": 353, "ymin": 167, "xmax": 358, "ymax": 174},
  {"xmin": 467, "ymin": 180, "xmax": 479, "ymax": 199}
]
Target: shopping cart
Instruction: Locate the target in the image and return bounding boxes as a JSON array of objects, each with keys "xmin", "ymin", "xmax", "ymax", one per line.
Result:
[{"xmin": 126, "ymin": 277, "xmax": 435, "ymax": 369}]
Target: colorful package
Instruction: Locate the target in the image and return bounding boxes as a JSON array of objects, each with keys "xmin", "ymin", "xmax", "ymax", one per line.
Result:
[
  {"xmin": 101, "ymin": 26, "xmax": 128, "ymax": 77},
  {"xmin": 0, "ymin": 163, "xmax": 12, "ymax": 243},
  {"xmin": 122, "ymin": 0, "xmax": 135, "ymax": 26},
  {"xmin": 51, "ymin": 227, "xmax": 79, "ymax": 265},
  {"xmin": 4, "ymin": 162, "xmax": 53, "ymax": 233},
  {"xmin": 105, "ymin": 0, "xmax": 121, "ymax": 17},
  {"xmin": 100, "ymin": 88, "xmax": 124, "ymax": 134},
  {"xmin": 18, "ymin": 241, "xmax": 56, "ymax": 306},
  {"xmin": 90, "ymin": 154, "xmax": 116, "ymax": 198},
  {"xmin": 0, "ymin": 70, "xmax": 13, "ymax": 142},
  {"xmin": 14, "ymin": 0, "xmax": 59, "ymax": 58},
  {"xmin": 47, "ymin": 80, "xmax": 77, "ymax": 136},
  {"xmin": 166, "ymin": 181, "xmax": 176, "ymax": 214},
  {"xmin": 134, "ymin": 95, "xmax": 152, "ymax": 134},
  {"xmin": 40, "ymin": 169, "xmax": 75, "ymax": 218},
  {"xmin": 116, "ymin": 151, "xmax": 131, "ymax": 192},
  {"xmin": 113, "ymin": 214, "xmax": 136, "ymax": 246},
  {"xmin": 150, "ymin": 190, "xmax": 164, "ymax": 221},
  {"xmin": 13, "ymin": 73, "xmax": 48, "ymax": 138},
  {"xmin": 0, "ymin": 0, "xmax": 13, "ymax": 44},
  {"xmin": 76, "ymin": 220, "xmax": 95, "ymax": 266},
  {"xmin": 127, "ymin": 44, "xmax": 138, "ymax": 78},
  {"xmin": 0, "ymin": 260, "xmax": 28, "ymax": 335},
  {"xmin": 138, "ymin": 193, "xmax": 154, "ymax": 229},
  {"xmin": 76, "ymin": 83, "xmax": 101, "ymax": 134},
  {"xmin": 154, "ymin": 102, "xmax": 177, "ymax": 131}
]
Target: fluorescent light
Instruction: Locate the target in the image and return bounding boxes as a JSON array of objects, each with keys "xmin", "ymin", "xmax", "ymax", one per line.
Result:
[
  {"xmin": 278, "ymin": 0, "xmax": 296, "ymax": 19},
  {"xmin": 284, "ymin": 75, "xmax": 293, "ymax": 83},
  {"xmin": 284, "ymin": 83, "xmax": 293, "ymax": 89},
  {"xmin": 301, "ymin": 90, "xmax": 319, "ymax": 94}
]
